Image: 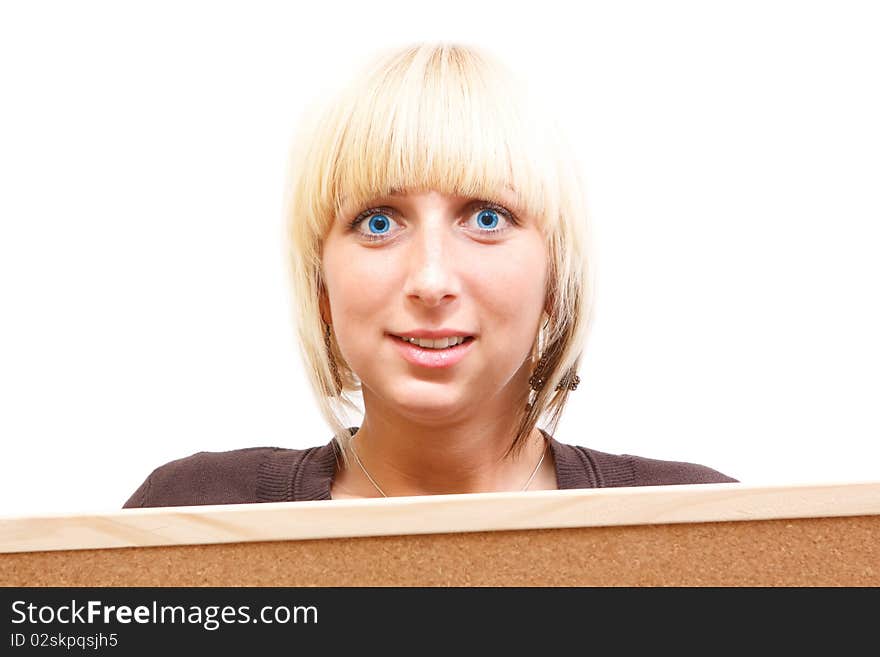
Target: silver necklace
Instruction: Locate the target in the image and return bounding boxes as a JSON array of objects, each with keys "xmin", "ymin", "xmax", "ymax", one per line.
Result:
[{"xmin": 348, "ymin": 437, "xmax": 548, "ymax": 498}]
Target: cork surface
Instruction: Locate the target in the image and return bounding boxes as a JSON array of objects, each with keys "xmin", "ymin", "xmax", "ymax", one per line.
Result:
[{"xmin": 3, "ymin": 514, "xmax": 877, "ymax": 587}]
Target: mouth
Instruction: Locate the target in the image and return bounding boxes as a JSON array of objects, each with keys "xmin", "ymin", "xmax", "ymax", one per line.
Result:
[
  {"xmin": 388, "ymin": 334, "xmax": 477, "ymax": 368},
  {"xmin": 391, "ymin": 335, "xmax": 476, "ymax": 350}
]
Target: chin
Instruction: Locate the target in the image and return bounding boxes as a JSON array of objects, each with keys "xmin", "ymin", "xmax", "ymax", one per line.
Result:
[{"xmin": 384, "ymin": 379, "xmax": 475, "ymax": 423}]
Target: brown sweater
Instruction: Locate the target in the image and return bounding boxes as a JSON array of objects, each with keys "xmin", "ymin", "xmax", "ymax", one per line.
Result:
[{"xmin": 123, "ymin": 428, "xmax": 737, "ymax": 508}]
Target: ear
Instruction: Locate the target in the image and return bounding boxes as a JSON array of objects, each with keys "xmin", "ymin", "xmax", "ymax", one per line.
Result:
[
  {"xmin": 318, "ymin": 278, "xmax": 332, "ymax": 325},
  {"xmin": 319, "ymin": 296, "xmax": 332, "ymax": 326},
  {"xmin": 543, "ymin": 284, "xmax": 555, "ymax": 320}
]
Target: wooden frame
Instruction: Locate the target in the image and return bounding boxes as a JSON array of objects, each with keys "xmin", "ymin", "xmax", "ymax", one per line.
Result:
[{"xmin": 2, "ymin": 481, "xmax": 879, "ymax": 586}]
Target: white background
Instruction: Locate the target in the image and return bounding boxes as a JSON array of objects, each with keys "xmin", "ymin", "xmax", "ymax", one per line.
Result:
[{"xmin": 1, "ymin": 1, "xmax": 878, "ymax": 516}]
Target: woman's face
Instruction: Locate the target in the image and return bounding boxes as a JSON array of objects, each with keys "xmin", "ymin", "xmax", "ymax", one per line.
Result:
[{"xmin": 321, "ymin": 189, "xmax": 549, "ymax": 423}]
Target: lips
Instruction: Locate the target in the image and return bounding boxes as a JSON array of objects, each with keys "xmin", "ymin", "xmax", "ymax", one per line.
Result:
[
  {"xmin": 396, "ymin": 335, "xmax": 469, "ymax": 349},
  {"xmin": 393, "ymin": 330, "xmax": 476, "ymax": 340},
  {"xmin": 389, "ymin": 334, "xmax": 476, "ymax": 369}
]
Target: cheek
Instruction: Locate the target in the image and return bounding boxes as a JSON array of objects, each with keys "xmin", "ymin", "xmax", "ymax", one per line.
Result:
[
  {"xmin": 323, "ymin": 243, "xmax": 393, "ymax": 316},
  {"xmin": 474, "ymin": 245, "xmax": 548, "ymax": 322},
  {"xmin": 322, "ymin": 244, "xmax": 398, "ymax": 360}
]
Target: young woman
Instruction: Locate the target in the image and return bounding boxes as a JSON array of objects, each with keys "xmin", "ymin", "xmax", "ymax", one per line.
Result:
[{"xmin": 124, "ymin": 43, "xmax": 735, "ymax": 508}]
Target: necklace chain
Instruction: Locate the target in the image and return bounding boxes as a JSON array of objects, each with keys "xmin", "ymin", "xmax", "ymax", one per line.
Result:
[{"xmin": 348, "ymin": 437, "xmax": 548, "ymax": 498}]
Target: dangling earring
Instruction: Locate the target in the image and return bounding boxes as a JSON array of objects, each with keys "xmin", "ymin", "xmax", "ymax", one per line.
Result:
[
  {"xmin": 324, "ymin": 323, "xmax": 343, "ymax": 395},
  {"xmin": 528, "ymin": 352, "xmax": 580, "ymax": 392},
  {"xmin": 558, "ymin": 370, "xmax": 581, "ymax": 391}
]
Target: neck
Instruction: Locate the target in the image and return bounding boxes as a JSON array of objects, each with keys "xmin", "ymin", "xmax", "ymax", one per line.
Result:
[{"xmin": 341, "ymin": 395, "xmax": 551, "ymax": 497}]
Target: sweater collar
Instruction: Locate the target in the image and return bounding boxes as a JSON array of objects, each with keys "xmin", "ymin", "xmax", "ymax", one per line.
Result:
[{"xmin": 290, "ymin": 428, "xmax": 598, "ymax": 502}]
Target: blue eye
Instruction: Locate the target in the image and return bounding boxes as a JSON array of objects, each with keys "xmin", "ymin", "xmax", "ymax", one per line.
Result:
[
  {"xmin": 348, "ymin": 207, "xmax": 399, "ymax": 241},
  {"xmin": 476, "ymin": 209, "xmax": 500, "ymax": 230},
  {"xmin": 367, "ymin": 214, "xmax": 391, "ymax": 234}
]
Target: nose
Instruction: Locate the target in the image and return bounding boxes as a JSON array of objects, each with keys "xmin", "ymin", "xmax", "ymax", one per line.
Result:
[{"xmin": 402, "ymin": 222, "xmax": 460, "ymax": 308}]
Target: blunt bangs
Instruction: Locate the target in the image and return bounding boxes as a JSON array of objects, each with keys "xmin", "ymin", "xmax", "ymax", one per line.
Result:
[{"xmin": 318, "ymin": 44, "xmax": 561, "ymax": 234}]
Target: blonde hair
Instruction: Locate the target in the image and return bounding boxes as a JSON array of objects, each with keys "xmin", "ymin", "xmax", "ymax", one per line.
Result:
[{"xmin": 284, "ymin": 42, "xmax": 595, "ymax": 463}]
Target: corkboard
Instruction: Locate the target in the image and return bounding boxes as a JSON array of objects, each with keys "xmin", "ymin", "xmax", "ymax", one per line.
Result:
[{"xmin": 2, "ymin": 482, "xmax": 879, "ymax": 586}]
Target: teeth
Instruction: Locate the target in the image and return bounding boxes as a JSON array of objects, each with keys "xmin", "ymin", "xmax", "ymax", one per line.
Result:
[{"xmin": 401, "ymin": 336, "xmax": 468, "ymax": 349}]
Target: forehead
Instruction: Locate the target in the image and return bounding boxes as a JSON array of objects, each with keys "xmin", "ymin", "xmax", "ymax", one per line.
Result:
[
  {"xmin": 347, "ymin": 186, "xmax": 515, "ymax": 202},
  {"xmin": 336, "ymin": 186, "xmax": 526, "ymax": 216}
]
